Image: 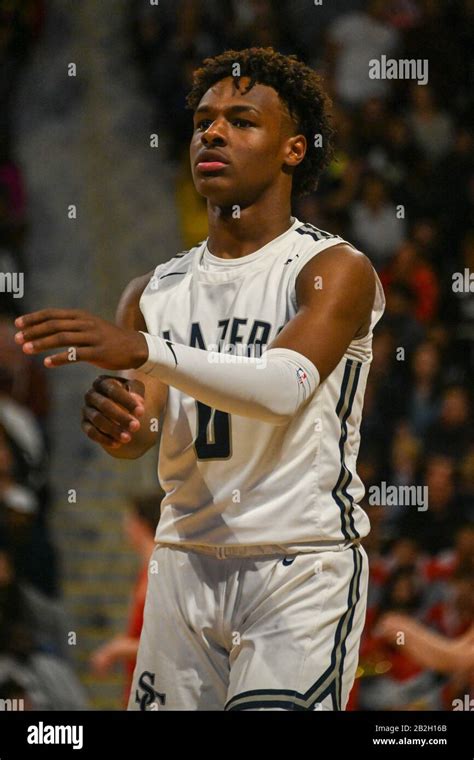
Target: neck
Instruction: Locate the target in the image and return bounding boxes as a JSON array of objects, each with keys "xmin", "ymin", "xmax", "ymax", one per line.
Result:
[{"xmin": 206, "ymin": 197, "xmax": 293, "ymax": 259}]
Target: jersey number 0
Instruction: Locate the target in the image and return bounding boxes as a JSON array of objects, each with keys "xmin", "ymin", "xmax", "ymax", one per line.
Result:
[{"xmin": 194, "ymin": 401, "xmax": 231, "ymax": 459}]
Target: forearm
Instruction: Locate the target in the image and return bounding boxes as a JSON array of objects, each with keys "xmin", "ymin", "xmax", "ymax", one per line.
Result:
[
  {"xmin": 382, "ymin": 615, "xmax": 471, "ymax": 674},
  {"xmin": 111, "ymin": 635, "xmax": 140, "ymax": 660},
  {"xmin": 137, "ymin": 334, "xmax": 319, "ymax": 425}
]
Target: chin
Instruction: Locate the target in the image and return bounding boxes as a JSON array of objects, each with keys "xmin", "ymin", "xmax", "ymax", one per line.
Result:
[{"xmin": 196, "ymin": 184, "xmax": 242, "ymax": 208}]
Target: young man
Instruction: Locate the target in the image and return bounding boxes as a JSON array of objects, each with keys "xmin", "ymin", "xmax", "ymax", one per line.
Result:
[{"xmin": 14, "ymin": 48, "xmax": 385, "ymax": 710}]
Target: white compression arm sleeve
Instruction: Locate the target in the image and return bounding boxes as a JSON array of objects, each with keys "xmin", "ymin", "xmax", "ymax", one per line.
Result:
[{"xmin": 137, "ymin": 332, "xmax": 320, "ymax": 425}]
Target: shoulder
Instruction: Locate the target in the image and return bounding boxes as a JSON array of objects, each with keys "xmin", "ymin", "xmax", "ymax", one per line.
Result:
[
  {"xmin": 116, "ymin": 246, "xmax": 201, "ymax": 328},
  {"xmin": 119, "ymin": 270, "xmax": 155, "ymax": 304},
  {"xmin": 143, "ymin": 247, "xmax": 201, "ymax": 293},
  {"xmin": 296, "ymin": 242, "xmax": 375, "ymax": 294},
  {"xmin": 292, "ymin": 221, "xmax": 341, "ymax": 247},
  {"xmin": 295, "ymin": 243, "xmax": 376, "ymax": 333},
  {"xmin": 284, "ymin": 221, "xmax": 343, "ymax": 269},
  {"xmin": 116, "ymin": 270, "xmax": 155, "ymax": 329}
]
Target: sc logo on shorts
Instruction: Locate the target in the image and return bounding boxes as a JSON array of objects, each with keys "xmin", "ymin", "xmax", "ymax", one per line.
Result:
[{"xmin": 135, "ymin": 671, "xmax": 167, "ymax": 711}]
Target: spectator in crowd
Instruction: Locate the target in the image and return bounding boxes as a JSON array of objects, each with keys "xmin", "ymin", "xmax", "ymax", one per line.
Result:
[
  {"xmin": 350, "ymin": 173, "xmax": 406, "ymax": 270},
  {"xmin": 0, "ymin": 393, "xmax": 56, "ymax": 597},
  {"xmin": 0, "ymin": 546, "xmax": 87, "ymax": 710},
  {"xmin": 394, "ymin": 455, "xmax": 471, "ymax": 556},
  {"xmin": 383, "ymin": 284, "xmax": 425, "ymax": 358},
  {"xmin": 388, "ymin": 422, "xmax": 422, "ymax": 491},
  {"xmin": 431, "ymin": 125, "xmax": 474, "ymax": 253},
  {"xmin": 404, "ymin": 341, "xmax": 442, "ymax": 438},
  {"xmin": 380, "ymin": 240, "xmax": 439, "ymax": 324},
  {"xmin": 364, "ymin": 114, "xmax": 421, "ymax": 204},
  {"xmin": 90, "ymin": 491, "xmax": 164, "ymax": 703},
  {"xmin": 425, "ymin": 385, "xmax": 472, "ymax": 460},
  {"xmin": 444, "ymin": 230, "xmax": 474, "ymax": 372},
  {"xmin": 0, "ymin": 311, "xmax": 50, "ymax": 429},
  {"xmin": 0, "ymin": 2, "xmax": 51, "ymax": 597},
  {"xmin": 356, "ymin": 565, "xmax": 444, "ymax": 710},
  {"xmin": 325, "ymin": 0, "xmax": 399, "ymax": 108},
  {"xmin": 407, "ymin": 85, "xmax": 454, "ymax": 164},
  {"xmin": 401, "ymin": 0, "xmax": 469, "ymax": 106}
]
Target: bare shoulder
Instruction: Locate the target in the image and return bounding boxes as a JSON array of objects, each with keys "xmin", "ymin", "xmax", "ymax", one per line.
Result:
[
  {"xmin": 298, "ymin": 243, "xmax": 375, "ymax": 282},
  {"xmin": 296, "ymin": 243, "xmax": 376, "ymax": 339},
  {"xmin": 116, "ymin": 270, "xmax": 155, "ymax": 330},
  {"xmin": 296, "ymin": 243, "xmax": 375, "ymax": 303}
]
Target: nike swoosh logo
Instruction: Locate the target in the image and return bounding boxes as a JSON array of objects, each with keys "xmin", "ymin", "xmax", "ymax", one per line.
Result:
[
  {"xmin": 159, "ymin": 272, "xmax": 187, "ymax": 279},
  {"xmin": 282, "ymin": 557, "xmax": 295, "ymax": 566},
  {"xmin": 165, "ymin": 340, "xmax": 178, "ymax": 367}
]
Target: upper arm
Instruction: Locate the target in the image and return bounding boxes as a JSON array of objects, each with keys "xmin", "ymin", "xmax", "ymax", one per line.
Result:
[
  {"xmin": 269, "ymin": 244, "xmax": 375, "ymax": 383},
  {"xmin": 116, "ymin": 271, "xmax": 169, "ymax": 415}
]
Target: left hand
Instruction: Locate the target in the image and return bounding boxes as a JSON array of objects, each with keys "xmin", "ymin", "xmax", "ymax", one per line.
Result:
[{"xmin": 14, "ymin": 308, "xmax": 149, "ymax": 370}]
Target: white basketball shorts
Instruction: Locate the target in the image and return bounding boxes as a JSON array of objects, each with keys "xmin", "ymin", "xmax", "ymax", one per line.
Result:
[{"xmin": 128, "ymin": 542, "xmax": 368, "ymax": 711}]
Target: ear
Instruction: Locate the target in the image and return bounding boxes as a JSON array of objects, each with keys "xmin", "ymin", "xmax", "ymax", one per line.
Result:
[{"xmin": 283, "ymin": 134, "xmax": 307, "ymax": 169}]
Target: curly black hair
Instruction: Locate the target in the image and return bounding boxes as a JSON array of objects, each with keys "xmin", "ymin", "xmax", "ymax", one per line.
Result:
[{"xmin": 186, "ymin": 47, "xmax": 335, "ymax": 198}]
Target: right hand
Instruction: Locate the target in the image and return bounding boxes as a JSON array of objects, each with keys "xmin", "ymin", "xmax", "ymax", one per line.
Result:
[{"xmin": 81, "ymin": 375, "xmax": 145, "ymax": 449}]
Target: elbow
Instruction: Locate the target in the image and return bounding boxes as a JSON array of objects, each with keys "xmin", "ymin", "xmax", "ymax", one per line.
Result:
[
  {"xmin": 257, "ymin": 403, "xmax": 295, "ymax": 426},
  {"xmin": 258, "ymin": 396, "xmax": 315, "ymax": 426}
]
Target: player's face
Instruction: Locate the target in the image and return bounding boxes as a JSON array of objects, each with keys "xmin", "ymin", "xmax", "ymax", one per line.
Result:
[{"xmin": 190, "ymin": 76, "xmax": 300, "ymax": 207}]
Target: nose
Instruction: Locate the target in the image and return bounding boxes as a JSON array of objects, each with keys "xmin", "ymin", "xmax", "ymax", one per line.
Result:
[{"xmin": 201, "ymin": 118, "xmax": 227, "ymax": 146}]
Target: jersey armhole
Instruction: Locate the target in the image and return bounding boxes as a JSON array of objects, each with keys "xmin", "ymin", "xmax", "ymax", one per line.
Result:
[{"xmin": 138, "ymin": 263, "xmax": 166, "ymax": 332}]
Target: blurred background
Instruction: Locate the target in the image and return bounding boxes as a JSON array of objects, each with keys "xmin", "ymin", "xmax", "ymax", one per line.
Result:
[{"xmin": 0, "ymin": 0, "xmax": 472, "ymax": 710}]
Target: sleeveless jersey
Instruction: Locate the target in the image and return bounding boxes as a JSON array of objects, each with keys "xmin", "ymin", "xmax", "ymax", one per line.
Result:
[{"xmin": 139, "ymin": 217, "xmax": 385, "ymax": 549}]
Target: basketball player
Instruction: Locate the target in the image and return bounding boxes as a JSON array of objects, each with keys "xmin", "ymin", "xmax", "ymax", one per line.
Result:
[{"xmin": 14, "ymin": 48, "xmax": 385, "ymax": 710}]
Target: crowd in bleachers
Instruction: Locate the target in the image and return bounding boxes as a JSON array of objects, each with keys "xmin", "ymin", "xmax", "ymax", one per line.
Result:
[
  {"xmin": 0, "ymin": 0, "xmax": 88, "ymax": 710},
  {"xmin": 132, "ymin": 0, "xmax": 474, "ymax": 710}
]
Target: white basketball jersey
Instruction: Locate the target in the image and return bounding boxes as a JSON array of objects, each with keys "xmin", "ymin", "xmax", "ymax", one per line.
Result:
[{"xmin": 139, "ymin": 217, "xmax": 385, "ymax": 549}]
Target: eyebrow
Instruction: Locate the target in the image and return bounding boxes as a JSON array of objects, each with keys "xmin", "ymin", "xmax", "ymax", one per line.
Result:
[{"xmin": 194, "ymin": 104, "xmax": 262, "ymax": 117}]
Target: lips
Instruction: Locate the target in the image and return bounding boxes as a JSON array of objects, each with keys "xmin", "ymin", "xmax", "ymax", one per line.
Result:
[
  {"xmin": 197, "ymin": 161, "xmax": 228, "ymax": 173},
  {"xmin": 196, "ymin": 152, "xmax": 229, "ymax": 173}
]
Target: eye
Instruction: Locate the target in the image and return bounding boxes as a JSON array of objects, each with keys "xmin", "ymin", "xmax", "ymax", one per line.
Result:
[
  {"xmin": 232, "ymin": 119, "xmax": 253, "ymax": 128},
  {"xmin": 195, "ymin": 119, "xmax": 212, "ymax": 131}
]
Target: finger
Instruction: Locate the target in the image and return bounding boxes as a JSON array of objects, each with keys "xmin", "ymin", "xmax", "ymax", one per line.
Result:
[
  {"xmin": 15, "ymin": 319, "xmax": 94, "ymax": 345},
  {"xmin": 129, "ymin": 393, "xmax": 145, "ymax": 417},
  {"xmin": 126, "ymin": 379, "xmax": 146, "ymax": 398},
  {"xmin": 84, "ymin": 390, "xmax": 141, "ymax": 430},
  {"xmin": 81, "ymin": 419, "xmax": 122, "ymax": 448},
  {"xmin": 21, "ymin": 331, "xmax": 96, "ymax": 355},
  {"xmin": 15, "ymin": 309, "xmax": 85, "ymax": 329},
  {"xmin": 44, "ymin": 347, "xmax": 101, "ymax": 367},
  {"xmin": 94, "ymin": 376, "xmax": 145, "ymax": 413},
  {"xmin": 82, "ymin": 405, "xmax": 132, "ymax": 442}
]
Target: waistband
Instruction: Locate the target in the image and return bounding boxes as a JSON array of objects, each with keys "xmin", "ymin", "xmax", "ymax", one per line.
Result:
[{"xmin": 154, "ymin": 539, "xmax": 360, "ymax": 559}]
